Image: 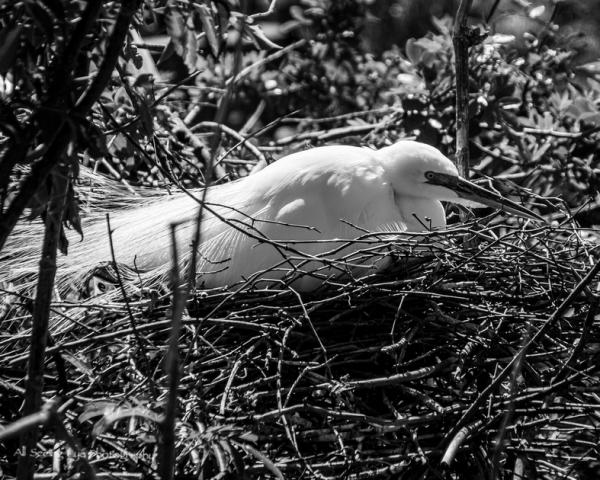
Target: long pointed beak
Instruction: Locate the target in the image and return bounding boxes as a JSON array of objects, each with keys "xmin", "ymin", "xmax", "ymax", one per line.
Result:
[{"xmin": 426, "ymin": 172, "xmax": 545, "ymax": 222}]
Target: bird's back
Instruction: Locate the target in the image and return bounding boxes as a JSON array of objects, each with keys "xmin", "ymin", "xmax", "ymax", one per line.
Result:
[{"xmin": 195, "ymin": 146, "xmax": 408, "ymax": 288}]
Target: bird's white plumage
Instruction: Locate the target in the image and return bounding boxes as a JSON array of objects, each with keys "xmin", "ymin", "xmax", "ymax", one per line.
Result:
[
  {"xmin": 88, "ymin": 144, "xmax": 419, "ymax": 290},
  {"xmin": 3, "ymin": 140, "xmax": 539, "ymax": 292}
]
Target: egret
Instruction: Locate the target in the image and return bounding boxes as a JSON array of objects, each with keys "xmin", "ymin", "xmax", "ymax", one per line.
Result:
[{"xmin": 3, "ymin": 140, "xmax": 542, "ymax": 292}]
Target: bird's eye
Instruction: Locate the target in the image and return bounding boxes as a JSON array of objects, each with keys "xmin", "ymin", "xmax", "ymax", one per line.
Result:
[{"xmin": 425, "ymin": 171, "xmax": 435, "ymax": 180}]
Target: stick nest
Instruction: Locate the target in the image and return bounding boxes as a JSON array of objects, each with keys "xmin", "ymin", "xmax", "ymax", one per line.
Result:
[{"xmin": 1, "ymin": 219, "xmax": 599, "ymax": 479}]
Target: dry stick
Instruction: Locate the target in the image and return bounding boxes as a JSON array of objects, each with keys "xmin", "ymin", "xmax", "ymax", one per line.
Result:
[
  {"xmin": 105, "ymin": 213, "xmax": 156, "ymax": 396},
  {"xmin": 170, "ymin": 116, "xmax": 227, "ymax": 180},
  {"xmin": 485, "ymin": 0, "xmax": 501, "ymax": 23},
  {"xmin": 551, "ymin": 295, "xmax": 598, "ymax": 385},
  {"xmin": 16, "ymin": 168, "xmax": 69, "ymax": 480},
  {"xmin": 440, "ymin": 258, "xmax": 600, "ymax": 454},
  {"xmin": 249, "ymin": 0, "xmax": 278, "ymax": 19},
  {"xmin": 440, "ymin": 419, "xmax": 484, "ymax": 468},
  {"xmin": 453, "ymin": 0, "xmax": 472, "ymax": 180},
  {"xmin": 0, "ymin": 400, "xmax": 58, "ymax": 443},
  {"xmin": 491, "ymin": 318, "xmax": 532, "ymax": 476},
  {"xmin": 191, "ymin": 121, "xmax": 267, "ymax": 166},
  {"xmin": 184, "ymin": 20, "xmax": 246, "ymax": 326},
  {"xmin": 226, "ymin": 38, "xmax": 306, "ymax": 86},
  {"xmin": 274, "ymin": 122, "xmax": 386, "ymax": 146},
  {"xmin": 158, "ymin": 7, "xmax": 248, "ymax": 479},
  {"xmin": 158, "ymin": 225, "xmax": 186, "ymax": 480},
  {"xmin": 275, "ymin": 325, "xmax": 313, "ymax": 478}
]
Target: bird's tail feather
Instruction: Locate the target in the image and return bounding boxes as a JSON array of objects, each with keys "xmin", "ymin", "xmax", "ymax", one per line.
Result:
[{"xmin": 1, "ymin": 167, "xmax": 197, "ymax": 295}]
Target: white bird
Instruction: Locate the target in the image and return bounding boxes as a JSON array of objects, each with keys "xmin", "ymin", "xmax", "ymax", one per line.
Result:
[{"xmin": 3, "ymin": 140, "xmax": 542, "ymax": 293}]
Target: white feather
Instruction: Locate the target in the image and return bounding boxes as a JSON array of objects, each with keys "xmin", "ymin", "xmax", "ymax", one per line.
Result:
[{"xmin": 3, "ymin": 141, "xmax": 454, "ymax": 292}]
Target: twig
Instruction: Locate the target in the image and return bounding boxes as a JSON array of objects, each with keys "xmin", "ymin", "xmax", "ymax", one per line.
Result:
[
  {"xmin": 191, "ymin": 121, "xmax": 267, "ymax": 166},
  {"xmin": 440, "ymin": 419, "xmax": 484, "ymax": 468},
  {"xmin": 159, "ymin": 7, "xmax": 249, "ymax": 478},
  {"xmin": 226, "ymin": 39, "xmax": 307, "ymax": 86},
  {"xmin": 485, "ymin": 0, "xmax": 501, "ymax": 23},
  {"xmin": 105, "ymin": 213, "xmax": 156, "ymax": 396},
  {"xmin": 170, "ymin": 115, "xmax": 227, "ymax": 180},
  {"xmin": 275, "ymin": 122, "xmax": 386, "ymax": 146},
  {"xmin": 159, "ymin": 224, "xmax": 186, "ymax": 480},
  {"xmin": 441, "ymin": 257, "xmax": 600, "ymax": 448},
  {"xmin": 249, "ymin": 0, "xmax": 279, "ymax": 20},
  {"xmin": 0, "ymin": 399, "xmax": 58, "ymax": 443}
]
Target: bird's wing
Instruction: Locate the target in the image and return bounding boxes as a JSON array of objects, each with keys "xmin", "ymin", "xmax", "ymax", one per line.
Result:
[{"xmin": 195, "ymin": 146, "xmax": 409, "ymax": 288}]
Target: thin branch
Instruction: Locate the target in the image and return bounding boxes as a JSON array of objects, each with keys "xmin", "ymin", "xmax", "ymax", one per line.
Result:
[
  {"xmin": 485, "ymin": 0, "xmax": 501, "ymax": 23},
  {"xmin": 249, "ymin": 0, "xmax": 279, "ymax": 20},
  {"xmin": 0, "ymin": 400, "xmax": 58, "ymax": 443},
  {"xmin": 226, "ymin": 39, "xmax": 306, "ymax": 86},
  {"xmin": 158, "ymin": 6, "xmax": 248, "ymax": 479},
  {"xmin": 105, "ymin": 213, "xmax": 156, "ymax": 396},
  {"xmin": 159, "ymin": 224, "xmax": 185, "ymax": 480},
  {"xmin": 440, "ymin": 257, "xmax": 600, "ymax": 447}
]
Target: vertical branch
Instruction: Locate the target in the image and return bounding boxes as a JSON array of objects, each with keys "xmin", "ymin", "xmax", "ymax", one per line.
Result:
[
  {"xmin": 16, "ymin": 168, "xmax": 69, "ymax": 480},
  {"xmin": 453, "ymin": 0, "xmax": 473, "ymax": 179},
  {"xmin": 158, "ymin": 4, "xmax": 248, "ymax": 476},
  {"xmin": 105, "ymin": 213, "xmax": 157, "ymax": 396},
  {"xmin": 485, "ymin": 0, "xmax": 501, "ymax": 24},
  {"xmin": 159, "ymin": 224, "xmax": 186, "ymax": 480}
]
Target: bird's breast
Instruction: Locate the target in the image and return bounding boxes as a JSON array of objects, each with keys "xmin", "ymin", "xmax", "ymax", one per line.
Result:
[{"xmin": 395, "ymin": 196, "xmax": 446, "ymax": 231}]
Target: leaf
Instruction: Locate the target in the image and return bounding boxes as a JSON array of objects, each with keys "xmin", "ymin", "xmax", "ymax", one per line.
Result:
[
  {"xmin": 414, "ymin": 37, "xmax": 442, "ymax": 53},
  {"xmin": 0, "ymin": 25, "xmax": 22, "ymax": 75},
  {"xmin": 92, "ymin": 407, "xmax": 162, "ymax": 436},
  {"xmin": 246, "ymin": 24, "xmax": 281, "ymax": 50},
  {"xmin": 182, "ymin": 30, "xmax": 198, "ymax": 72},
  {"xmin": 579, "ymin": 111, "xmax": 600, "ymax": 126},
  {"xmin": 405, "ymin": 38, "xmax": 423, "ymax": 65},
  {"xmin": 528, "ymin": 5, "xmax": 545, "ymax": 19},
  {"xmin": 195, "ymin": 4, "xmax": 220, "ymax": 57},
  {"xmin": 157, "ymin": 38, "xmax": 177, "ymax": 66},
  {"xmin": 62, "ymin": 353, "xmax": 93, "ymax": 376},
  {"xmin": 566, "ymin": 97, "xmax": 596, "ymax": 118},
  {"xmin": 430, "ymin": 15, "xmax": 451, "ymax": 35},
  {"xmin": 576, "ymin": 61, "xmax": 600, "ymax": 76},
  {"xmin": 236, "ymin": 442, "xmax": 284, "ymax": 480},
  {"xmin": 165, "ymin": 5, "xmax": 186, "ymax": 55},
  {"xmin": 79, "ymin": 401, "xmax": 120, "ymax": 423},
  {"xmin": 487, "ymin": 33, "xmax": 516, "ymax": 45},
  {"xmin": 219, "ymin": 440, "xmax": 245, "ymax": 475}
]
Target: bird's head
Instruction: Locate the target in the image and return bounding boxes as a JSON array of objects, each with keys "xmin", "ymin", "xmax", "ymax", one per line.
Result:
[{"xmin": 376, "ymin": 140, "xmax": 544, "ymax": 221}]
